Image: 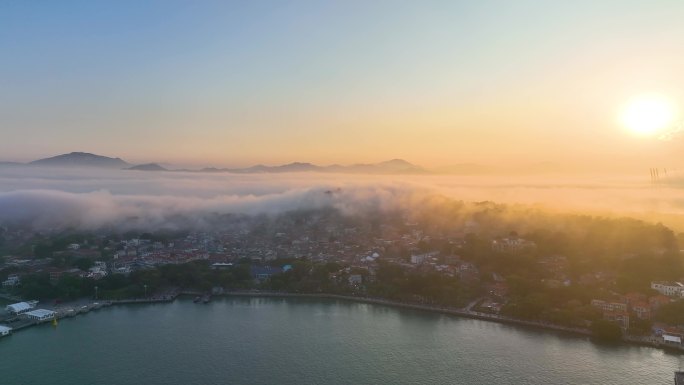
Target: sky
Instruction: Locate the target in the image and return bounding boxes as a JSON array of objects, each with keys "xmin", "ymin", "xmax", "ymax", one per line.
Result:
[{"xmin": 2, "ymin": 0, "xmax": 684, "ymax": 170}]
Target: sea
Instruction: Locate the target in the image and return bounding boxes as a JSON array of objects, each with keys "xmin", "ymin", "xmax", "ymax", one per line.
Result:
[{"xmin": 0, "ymin": 297, "xmax": 681, "ymax": 385}]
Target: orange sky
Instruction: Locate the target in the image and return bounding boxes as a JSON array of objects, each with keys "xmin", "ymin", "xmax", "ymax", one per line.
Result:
[{"xmin": 2, "ymin": 1, "xmax": 684, "ymax": 171}]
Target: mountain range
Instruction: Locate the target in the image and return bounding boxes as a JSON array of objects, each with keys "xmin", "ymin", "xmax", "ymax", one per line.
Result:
[
  {"xmin": 1, "ymin": 152, "xmax": 426, "ymax": 175},
  {"xmin": 0, "ymin": 152, "xmax": 594, "ymax": 175},
  {"xmin": 200, "ymin": 159, "xmax": 425, "ymax": 174}
]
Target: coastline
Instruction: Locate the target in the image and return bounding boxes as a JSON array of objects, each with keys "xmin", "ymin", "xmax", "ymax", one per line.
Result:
[
  {"xmin": 219, "ymin": 291, "xmax": 593, "ymax": 335},
  {"xmin": 217, "ymin": 291, "xmax": 592, "ymax": 333},
  {"xmin": 3, "ymin": 290, "xmax": 683, "ymax": 353},
  {"xmin": 188, "ymin": 291, "xmax": 684, "ymax": 353}
]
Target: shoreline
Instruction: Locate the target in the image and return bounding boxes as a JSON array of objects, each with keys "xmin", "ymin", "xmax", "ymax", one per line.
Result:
[
  {"xmin": 187, "ymin": 291, "xmax": 684, "ymax": 353},
  {"xmin": 3, "ymin": 290, "xmax": 683, "ymax": 353},
  {"xmin": 218, "ymin": 291, "xmax": 592, "ymax": 334}
]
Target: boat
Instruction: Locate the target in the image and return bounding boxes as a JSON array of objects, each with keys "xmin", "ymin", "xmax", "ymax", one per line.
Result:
[
  {"xmin": 193, "ymin": 296, "xmax": 201, "ymax": 303},
  {"xmin": 202, "ymin": 294, "xmax": 211, "ymax": 304}
]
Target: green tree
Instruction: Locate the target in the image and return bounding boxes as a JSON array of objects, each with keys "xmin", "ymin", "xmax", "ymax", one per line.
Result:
[
  {"xmin": 73, "ymin": 257, "xmax": 94, "ymax": 271},
  {"xmin": 591, "ymin": 319, "xmax": 622, "ymax": 342}
]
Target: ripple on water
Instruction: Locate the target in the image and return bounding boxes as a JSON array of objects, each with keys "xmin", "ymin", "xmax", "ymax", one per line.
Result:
[{"xmin": 0, "ymin": 297, "xmax": 680, "ymax": 385}]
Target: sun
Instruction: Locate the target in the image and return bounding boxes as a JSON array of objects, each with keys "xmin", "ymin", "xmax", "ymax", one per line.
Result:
[{"xmin": 620, "ymin": 94, "xmax": 677, "ymax": 136}]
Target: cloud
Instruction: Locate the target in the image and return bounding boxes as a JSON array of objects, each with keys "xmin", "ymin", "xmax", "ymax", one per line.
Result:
[
  {"xmin": 0, "ymin": 168, "xmax": 425, "ymax": 230},
  {"xmin": 1, "ymin": 167, "xmax": 684, "ymax": 231}
]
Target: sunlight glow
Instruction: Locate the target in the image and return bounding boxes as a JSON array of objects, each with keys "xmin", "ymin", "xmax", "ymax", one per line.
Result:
[{"xmin": 620, "ymin": 94, "xmax": 677, "ymax": 136}]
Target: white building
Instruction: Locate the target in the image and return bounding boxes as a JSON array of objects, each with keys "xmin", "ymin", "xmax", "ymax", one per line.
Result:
[
  {"xmin": 348, "ymin": 274, "xmax": 363, "ymax": 285},
  {"xmin": 25, "ymin": 309, "xmax": 56, "ymax": 322},
  {"xmin": 410, "ymin": 251, "xmax": 438, "ymax": 264},
  {"xmin": 87, "ymin": 262, "xmax": 108, "ymax": 279},
  {"xmin": 664, "ymin": 334, "xmax": 682, "ymax": 344},
  {"xmin": 113, "ymin": 266, "xmax": 132, "ymax": 275},
  {"xmin": 2, "ymin": 274, "xmax": 20, "ymax": 287},
  {"xmin": 211, "ymin": 262, "xmax": 233, "ymax": 270},
  {"xmin": 5, "ymin": 301, "xmax": 38, "ymax": 315},
  {"xmin": 591, "ymin": 299, "xmax": 628, "ymax": 312},
  {"xmin": 491, "ymin": 237, "xmax": 537, "ymax": 253},
  {"xmin": 651, "ymin": 282, "xmax": 684, "ymax": 297}
]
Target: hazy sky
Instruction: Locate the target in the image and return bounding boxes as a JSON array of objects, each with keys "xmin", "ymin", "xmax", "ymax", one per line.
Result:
[{"xmin": 2, "ymin": 1, "xmax": 684, "ymax": 169}]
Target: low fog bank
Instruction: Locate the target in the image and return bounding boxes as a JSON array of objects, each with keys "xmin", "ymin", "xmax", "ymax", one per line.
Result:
[{"xmin": 1, "ymin": 167, "xmax": 683, "ymax": 232}]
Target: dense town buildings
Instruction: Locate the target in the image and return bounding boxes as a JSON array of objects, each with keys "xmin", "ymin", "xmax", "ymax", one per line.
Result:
[{"xmin": 1, "ymin": 208, "xmax": 683, "ymax": 346}]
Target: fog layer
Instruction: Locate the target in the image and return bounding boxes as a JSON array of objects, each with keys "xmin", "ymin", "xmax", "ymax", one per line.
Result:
[{"xmin": 1, "ymin": 167, "xmax": 682, "ymax": 231}]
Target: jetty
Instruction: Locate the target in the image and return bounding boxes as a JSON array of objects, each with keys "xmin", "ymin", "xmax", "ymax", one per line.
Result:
[{"xmin": 0, "ymin": 289, "xmax": 181, "ymax": 336}]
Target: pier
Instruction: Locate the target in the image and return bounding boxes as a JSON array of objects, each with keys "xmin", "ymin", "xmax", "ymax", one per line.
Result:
[{"xmin": 0, "ymin": 289, "xmax": 181, "ymax": 336}]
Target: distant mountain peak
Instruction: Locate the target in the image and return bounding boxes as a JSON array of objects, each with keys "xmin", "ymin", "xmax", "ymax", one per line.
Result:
[
  {"xmin": 380, "ymin": 158, "xmax": 412, "ymax": 165},
  {"xmin": 126, "ymin": 163, "xmax": 168, "ymax": 171},
  {"xmin": 344, "ymin": 159, "xmax": 425, "ymax": 174},
  {"xmin": 30, "ymin": 152, "xmax": 130, "ymax": 169},
  {"xmin": 277, "ymin": 162, "xmax": 318, "ymax": 171}
]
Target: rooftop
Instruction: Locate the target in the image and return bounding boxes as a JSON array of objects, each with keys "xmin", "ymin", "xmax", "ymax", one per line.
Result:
[
  {"xmin": 25, "ymin": 309, "xmax": 56, "ymax": 318},
  {"xmin": 6, "ymin": 302, "xmax": 34, "ymax": 313},
  {"xmin": 653, "ymin": 281, "xmax": 684, "ymax": 287}
]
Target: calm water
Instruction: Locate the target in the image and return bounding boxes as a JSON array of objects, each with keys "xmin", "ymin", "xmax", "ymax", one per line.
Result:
[{"xmin": 0, "ymin": 297, "xmax": 681, "ymax": 385}]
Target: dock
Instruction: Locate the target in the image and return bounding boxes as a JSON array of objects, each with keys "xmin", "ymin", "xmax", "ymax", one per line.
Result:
[{"xmin": 0, "ymin": 289, "xmax": 181, "ymax": 336}]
